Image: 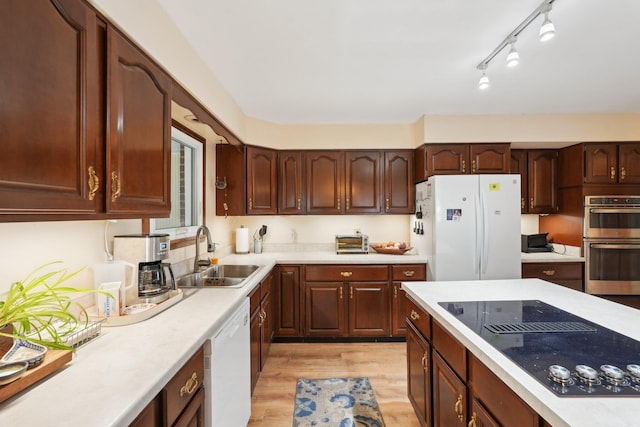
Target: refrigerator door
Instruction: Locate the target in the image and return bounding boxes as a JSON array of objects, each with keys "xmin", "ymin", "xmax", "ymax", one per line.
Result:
[
  {"xmin": 478, "ymin": 175, "xmax": 522, "ymax": 279},
  {"xmin": 429, "ymin": 175, "xmax": 481, "ymax": 281}
]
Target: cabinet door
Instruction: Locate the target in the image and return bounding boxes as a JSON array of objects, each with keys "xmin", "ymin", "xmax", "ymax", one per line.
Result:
[
  {"xmin": 304, "ymin": 282, "xmax": 347, "ymax": 336},
  {"xmin": 173, "ymin": 386, "xmax": 205, "ymax": 427},
  {"xmin": 433, "ymin": 352, "xmax": 467, "ymax": 426},
  {"xmin": 215, "ymin": 144, "xmax": 246, "ymax": 217},
  {"xmin": 427, "ymin": 145, "xmax": 470, "ymax": 175},
  {"xmin": 107, "ymin": 27, "xmax": 172, "ymax": 216},
  {"xmin": 391, "ymin": 282, "xmax": 407, "ymax": 336},
  {"xmin": 274, "ymin": 266, "xmax": 301, "ymax": 337},
  {"xmin": 470, "ymin": 144, "xmax": 510, "ymax": 174},
  {"xmin": 0, "ymin": 0, "xmax": 101, "ymax": 218},
  {"xmin": 130, "ymin": 395, "xmax": 161, "ymax": 427},
  {"xmin": 584, "ymin": 143, "xmax": 617, "ymax": 184},
  {"xmin": 260, "ymin": 293, "xmax": 273, "ymax": 370},
  {"xmin": 348, "ymin": 282, "xmax": 389, "ymax": 336},
  {"xmin": 384, "ymin": 150, "xmax": 415, "ymax": 214},
  {"xmin": 247, "ymin": 146, "xmax": 277, "ymax": 214},
  {"xmin": 345, "ymin": 151, "xmax": 382, "ymax": 214},
  {"xmin": 510, "ymin": 150, "xmax": 528, "ymax": 213},
  {"xmin": 306, "ymin": 151, "xmax": 344, "ymax": 214},
  {"xmin": 618, "ymin": 142, "xmax": 640, "ymax": 184},
  {"xmin": 250, "ymin": 307, "xmax": 261, "ymax": 393},
  {"xmin": 527, "ymin": 150, "xmax": 558, "ymax": 214},
  {"xmin": 407, "ymin": 322, "xmax": 431, "ymax": 427},
  {"xmin": 278, "ymin": 151, "xmax": 305, "ymax": 214},
  {"xmin": 415, "ymin": 145, "xmax": 428, "ymax": 183}
]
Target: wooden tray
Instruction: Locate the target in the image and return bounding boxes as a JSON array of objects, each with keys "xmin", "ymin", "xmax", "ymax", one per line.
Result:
[
  {"xmin": 371, "ymin": 246, "xmax": 413, "ymax": 255},
  {"xmin": 0, "ymin": 349, "xmax": 72, "ymax": 403}
]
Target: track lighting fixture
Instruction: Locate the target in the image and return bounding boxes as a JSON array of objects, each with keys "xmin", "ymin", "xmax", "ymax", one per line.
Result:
[
  {"xmin": 476, "ymin": 0, "xmax": 556, "ymax": 89},
  {"xmin": 539, "ymin": 5, "xmax": 556, "ymax": 42},
  {"xmin": 506, "ymin": 37, "xmax": 520, "ymax": 67}
]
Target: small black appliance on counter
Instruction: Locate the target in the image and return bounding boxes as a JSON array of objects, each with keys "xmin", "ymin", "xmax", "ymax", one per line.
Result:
[{"xmin": 521, "ymin": 233, "xmax": 553, "ymax": 253}]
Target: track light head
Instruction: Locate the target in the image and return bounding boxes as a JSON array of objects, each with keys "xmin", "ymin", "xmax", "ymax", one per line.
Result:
[
  {"xmin": 477, "ymin": 64, "xmax": 490, "ymax": 90},
  {"xmin": 539, "ymin": 8, "xmax": 555, "ymax": 42},
  {"xmin": 506, "ymin": 38, "xmax": 520, "ymax": 67}
]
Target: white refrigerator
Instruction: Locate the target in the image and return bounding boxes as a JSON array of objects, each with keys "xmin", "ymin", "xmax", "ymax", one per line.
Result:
[{"xmin": 411, "ymin": 174, "xmax": 522, "ymax": 281}]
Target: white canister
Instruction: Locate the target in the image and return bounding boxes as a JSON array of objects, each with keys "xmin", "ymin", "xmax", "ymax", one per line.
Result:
[
  {"xmin": 235, "ymin": 226, "xmax": 250, "ymax": 254},
  {"xmin": 90, "ymin": 260, "xmax": 136, "ymax": 311}
]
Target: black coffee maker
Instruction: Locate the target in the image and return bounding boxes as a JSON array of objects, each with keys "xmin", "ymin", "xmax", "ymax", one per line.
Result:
[{"xmin": 113, "ymin": 234, "xmax": 176, "ymax": 305}]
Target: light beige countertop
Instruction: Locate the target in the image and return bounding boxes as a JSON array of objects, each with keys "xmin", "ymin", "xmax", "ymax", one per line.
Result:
[
  {"xmin": 402, "ymin": 279, "xmax": 639, "ymax": 427},
  {"xmin": 520, "ymin": 243, "xmax": 585, "ymax": 263}
]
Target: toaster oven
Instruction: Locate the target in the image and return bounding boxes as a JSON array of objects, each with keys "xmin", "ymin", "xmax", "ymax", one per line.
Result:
[{"xmin": 335, "ymin": 234, "xmax": 369, "ymax": 254}]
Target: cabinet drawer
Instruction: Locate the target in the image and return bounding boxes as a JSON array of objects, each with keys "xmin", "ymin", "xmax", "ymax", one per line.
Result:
[
  {"xmin": 432, "ymin": 320, "xmax": 467, "ymax": 381},
  {"xmin": 305, "ymin": 265, "xmax": 388, "ymax": 281},
  {"xmin": 163, "ymin": 346, "xmax": 205, "ymax": 427},
  {"xmin": 392, "ymin": 264, "xmax": 426, "ymax": 281},
  {"xmin": 522, "ymin": 262, "xmax": 583, "ymax": 280},
  {"xmin": 469, "ymin": 354, "xmax": 538, "ymax": 427},
  {"xmin": 406, "ymin": 296, "xmax": 430, "ymax": 339}
]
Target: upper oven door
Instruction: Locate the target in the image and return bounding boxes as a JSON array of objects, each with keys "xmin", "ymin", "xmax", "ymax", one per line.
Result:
[
  {"xmin": 584, "ymin": 206, "xmax": 640, "ymax": 238},
  {"xmin": 585, "ymin": 240, "xmax": 640, "ymax": 295}
]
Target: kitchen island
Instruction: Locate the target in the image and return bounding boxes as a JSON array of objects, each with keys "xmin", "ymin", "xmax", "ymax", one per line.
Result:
[{"xmin": 402, "ymin": 279, "xmax": 639, "ymax": 427}]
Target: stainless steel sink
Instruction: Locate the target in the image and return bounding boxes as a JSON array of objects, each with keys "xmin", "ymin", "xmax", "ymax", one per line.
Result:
[{"xmin": 177, "ymin": 264, "xmax": 261, "ymax": 288}]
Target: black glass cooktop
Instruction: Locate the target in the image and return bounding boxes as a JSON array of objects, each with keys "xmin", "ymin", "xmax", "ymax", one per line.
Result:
[{"xmin": 439, "ymin": 300, "xmax": 640, "ymax": 397}]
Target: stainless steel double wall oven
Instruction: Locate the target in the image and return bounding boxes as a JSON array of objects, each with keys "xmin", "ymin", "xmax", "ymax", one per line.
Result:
[{"xmin": 583, "ymin": 196, "xmax": 640, "ymax": 295}]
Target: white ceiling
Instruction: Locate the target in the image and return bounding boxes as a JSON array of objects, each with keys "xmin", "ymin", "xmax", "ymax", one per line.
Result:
[{"xmin": 156, "ymin": 0, "xmax": 640, "ymax": 124}]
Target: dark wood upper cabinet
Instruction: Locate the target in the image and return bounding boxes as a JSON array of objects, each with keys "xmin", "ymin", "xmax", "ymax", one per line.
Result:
[
  {"xmin": 470, "ymin": 144, "xmax": 510, "ymax": 174},
  {"xmin": 424, "ymin": 143, "xmax": 509, "ymax": 177},
  {"xmin": 246, "ymin": 146, "xmax": 277, "ymax": 214},
  {"xmin": 216, "ymin": 144, "xmax": 246, "ymax": 217},
  {"xmin": 0, "ymin": 0, "xmax": 102, "ymax": 219},
  {"xmin": 584, "ymin": 142, "xmax": 640, "ymax": 184},
  {"xmin": 306, "ymin": 151, "xmax": 344, "ymax": 214},
  {"xmin": 512, "ymin": 149, "xmax": 558, "ymax": 214},
  {"xmin": 384, "ymin": 150, "xmax": 415, "ymax": 214},
  {"xmin": 278, "ymin": 151, "xmax": 305, "ymax": 214},
  {"xmin": 345, "ymin": 151, "xmax": 382, "ymax": 214},
  {"xmin": 106, "ymin": 27, "xmax": 172, "ymax": 216},
  {"xmin": 415, "ymin": 145, "xmax": 428, "ymax": 183}
]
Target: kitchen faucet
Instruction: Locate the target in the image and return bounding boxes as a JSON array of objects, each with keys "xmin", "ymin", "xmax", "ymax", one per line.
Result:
[{"xmin": 194, "ymin": 225, "xmax": 216, "ymax": 273}]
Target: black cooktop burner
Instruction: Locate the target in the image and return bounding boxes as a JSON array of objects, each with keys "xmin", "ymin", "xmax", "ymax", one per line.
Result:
[{"xmin": 439, "ymin": 300, "xmax": 640, "ymax": 397}]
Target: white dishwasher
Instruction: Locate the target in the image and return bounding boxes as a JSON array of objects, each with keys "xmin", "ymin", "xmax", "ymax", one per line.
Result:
[{"xmin": 205, "ymin": 298, "xmax": 251, "ymax": 426}]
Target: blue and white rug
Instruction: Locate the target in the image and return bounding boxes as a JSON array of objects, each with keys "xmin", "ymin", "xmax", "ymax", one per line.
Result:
[{"xmin": 293, "ymin": 377, "xmax": 385, "ymax": 427}]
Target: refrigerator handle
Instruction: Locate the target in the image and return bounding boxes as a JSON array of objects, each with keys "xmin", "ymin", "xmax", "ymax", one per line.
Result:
[{"xmin": 481, "ymin": 191, "xmax": 490, "ymax": 274}]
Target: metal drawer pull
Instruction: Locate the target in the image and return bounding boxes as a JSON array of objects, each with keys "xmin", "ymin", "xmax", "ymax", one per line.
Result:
[
  {"xmin": 542, "ymin": 270, "xmax": 555, "ymax": 276},
  {"xmin": 410, "ymin": 310, "xmax": 420, "ymax": 321},
  {"xmin": 340, "ymin": 271, "xmax": 353, "ymax": 277},
  {"xmin": 468, "ymin": 413, "xmax": 478, "ymax": 427},
  {"xmin": 402, "ymin": 270, "xmax": 415, "ymax": 277},
  {"xmin": 88, "ymin": 166, "xmax": 99, "ymax": 201},
  {"xmin": 454, "ymin": 394, "xmax": 464, "ymax": 421},
  {"xmin": 179, "ymin": 372, "xmax": 199, "ymax": 397}
]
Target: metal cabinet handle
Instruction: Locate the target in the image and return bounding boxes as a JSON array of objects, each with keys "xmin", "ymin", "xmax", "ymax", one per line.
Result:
[
  {"xmin": 88, "ymin": 166, "xmax": 99, "ymax": 201},
  {"xmin": 472, "ymin": 159, "xmax": 476, "ymax": 173},
  {"xmin": 179, "ymin": 372, "xmax": 199, "ymax": 397},
  {"xmin": 111, "ymin": 171, "xmax": 121, "ymax": 202},
  {"xmin": 393, "ymin": 286, "xmax": 398, "ymax": 298},
  {"xmin": 385, "ymin": 198, "xmax": 390, "ymax": 211},
  {"xmin": 346, "ymin": 197, "xmax": 350, "ymax": 210},
  {"xmin": 350, "ymin": 286, "xmax": 353, "ymax": 299},
  {"xmin": 468, "ymin": 413, "xmax": 478, "ymax": 427},
  {"xmin": 337, "ymin": 198, "xmax": 341, "ymax": 210},
  {"xmin": 340, "ymin": 271, "xmax": 353, "ymax": 278},
  {"xmin": 542, "ymin": 270, "xmax": 555, "ymax": 276},
  {"xmin": 410, "ymin": 310, "xmax": 420, "ymax": 321},
  {"xmin": 610, "ymin": 166, "xmax": 616, "ymax": 181},
  {"xmin": 521, "ymin": 197, "xmax": 525, "ymax": 210},
  {"xmin": 530, "ymin": 197, "xmax": 534, "ymax": 210},
  {"xmin": 249, "ymin": 197, "xmax": 253, "ymax": 210},
  {"xmin": 455, "ymin": 394, "xmax": 464, "ymax": 421},
  {"xmin": 421, "ymin": 354, "xmax": 428, "ymax": 370},
  {"xmin": 621, "ymin": 167, "xmax": 626, "ymax": 181},
  {"xmin": 402, "ymin": 270, "xmax": 415, "ymax": 277},
  {"xmin": 297, "ymin": 198, "xmax": 301, "ymax": 210},
  {"xmin": 462, "ymin": 160, "xmax": 466, "ymax": 173},
  {"xmin": 339, "ymin": 287, "xmax": 343, "ymax": 299}
]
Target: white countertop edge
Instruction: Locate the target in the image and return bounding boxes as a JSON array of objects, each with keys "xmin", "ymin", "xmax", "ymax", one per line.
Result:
[{"xmin": 402, "ymin": 279, "xmax": 640, "ymax": 427}]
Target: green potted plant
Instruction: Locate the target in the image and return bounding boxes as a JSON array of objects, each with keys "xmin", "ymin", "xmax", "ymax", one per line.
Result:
[{"xmin": 0, "ymin": 261, "xmax": 109, "ymax": 352}]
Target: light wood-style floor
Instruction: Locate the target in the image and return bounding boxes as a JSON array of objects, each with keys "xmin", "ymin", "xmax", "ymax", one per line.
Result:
[{"xmin": 249, "ymin": 342, "xmax": 421, "ymax": 427}]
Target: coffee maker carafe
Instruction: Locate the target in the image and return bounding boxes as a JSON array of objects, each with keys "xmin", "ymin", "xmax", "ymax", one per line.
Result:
[{"xmin": 113, "ymin": 234, "xmax": 176, "ymax": 306}]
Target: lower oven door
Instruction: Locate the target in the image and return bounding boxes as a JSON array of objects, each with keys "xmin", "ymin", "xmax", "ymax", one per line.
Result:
[{"xmin": 585, "ymin": 239, "xmax": 640, "ymax": 295}]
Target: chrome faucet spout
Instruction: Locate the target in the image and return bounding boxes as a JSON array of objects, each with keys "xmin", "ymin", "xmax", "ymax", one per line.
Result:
[{"xmin": 194, "ymin": 225, "xmax": 215, "ymax": 273}]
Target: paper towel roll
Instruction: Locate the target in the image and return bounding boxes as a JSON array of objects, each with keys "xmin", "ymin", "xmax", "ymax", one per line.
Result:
[{"xmin": 235, "ymin": 226, "xmax": 249, "ymax": 254}]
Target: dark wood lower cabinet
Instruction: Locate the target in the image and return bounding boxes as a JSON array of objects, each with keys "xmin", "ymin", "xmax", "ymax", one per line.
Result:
[
  {"xmin": 348, "ymin": 282, "xmax": 389, "ymax": 336},
  {"xmin": 406, "ymin": 322, "xmax": 431, "ymax": 427},
  {"xmin": 432, "ymin": 352, "xmax": 467, "ymax": 426},
  {"xmin": 522, "ymin": 262, "xmax": 584, "ymax": 292},
  {"xmin": 304, "ymin": 282, "xmax": 347, "ymax": 336},
  {"xmin": 249, "ymin": 272, "xmax": 273, "ymax": 393},
  {"xmin": 274, "ymin": 265, "xmax": 301, "ymax": 337}
]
